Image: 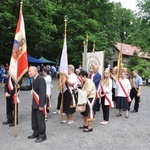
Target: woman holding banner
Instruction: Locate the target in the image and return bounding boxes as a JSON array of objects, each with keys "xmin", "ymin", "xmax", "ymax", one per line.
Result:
[{"xmin": 64, "ymin": 64, "xmax": 78, "ymax": 124}]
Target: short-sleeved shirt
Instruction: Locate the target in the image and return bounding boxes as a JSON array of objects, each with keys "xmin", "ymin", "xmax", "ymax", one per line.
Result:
[
  {"xmin": 44, "ymin": 75, "xmax": 52, "ymax": 96},
  {"xmin": 82, "ymin": 79, "xmax": 96, "ymax": 98},
  {"xmin": 68, "ymin": 73, "xmax": 78, "ymax": 89},
  {"xmin": 133, "ymin": 75, "xmax": 142, "ymax": 88}
]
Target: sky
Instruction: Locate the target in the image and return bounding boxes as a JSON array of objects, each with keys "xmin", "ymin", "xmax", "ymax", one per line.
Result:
[{"xmin": 109, "ymin": 0, "xmax": 138, "ymax": 11}]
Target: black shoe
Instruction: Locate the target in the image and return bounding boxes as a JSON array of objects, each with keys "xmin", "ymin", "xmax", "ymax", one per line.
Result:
[
  {"xmin": 28, "ymin": 134, "xmax": 39, "ymax": 139},
  {"xmin": 83, "ymin": 128, "xmax": 93, "ymax": 132},
  {"xmin": 131, "ymin": 110, "xmax": 138, "ymax": 113},
  {"xmin": 2, "ymin": 120, "xmax": 12, "ymax": 125},
  {"xmin": 116, "ymin": 113, "xmax": 122, "ymax": 117},
  {"xmin": 35, "ymin": 137, "xmax": 46, "ymax": 143},
  {"xmin": 9, "ymin": 122, "xmax": 18, "ymax": 127},
  {"xmin": 79, "ymin": 125, "xmax": 88, "ymax": 129}
]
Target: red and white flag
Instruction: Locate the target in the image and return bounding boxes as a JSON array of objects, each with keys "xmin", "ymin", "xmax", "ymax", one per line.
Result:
[{"xmin": 9, "ymin": 3, "xmax": 28, "ymax": 84}]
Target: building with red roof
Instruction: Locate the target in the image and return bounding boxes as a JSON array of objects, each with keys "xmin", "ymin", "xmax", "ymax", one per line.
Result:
[{"xmin": 107, "ymin": 43, "xmax": 150, "ymax": 67}]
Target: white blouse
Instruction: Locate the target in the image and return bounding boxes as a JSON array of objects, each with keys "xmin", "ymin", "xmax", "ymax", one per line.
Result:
[
  {"xmin": 44, "ymin": 75, "xmax": 52, "ymax": 96},
  {"xmin": 115, "ymin": 78, "xmax": 131, "ymax": 97},
  {"xmin": 68, "ymin": 73, "xmax": 78, "ymax": 89}
]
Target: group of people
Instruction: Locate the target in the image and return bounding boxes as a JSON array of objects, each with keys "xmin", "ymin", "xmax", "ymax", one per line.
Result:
[
  {"xmin": 0, "ymin": 64, "xmax": 9, "ymax": 87},
  {"xmin": 2, "ymin": 64, "xmax": 142, "ymax": 143},
  {"xmin": 37, "ymin": 64, "xmax": 58, "ymax": 79},
  {"xmin": 53, "ymin": 65, "xmax": 142, "ymax": 131},
  {"xmin": 2, "ymin": 66, "xmax": 52, "ymax": 143}
]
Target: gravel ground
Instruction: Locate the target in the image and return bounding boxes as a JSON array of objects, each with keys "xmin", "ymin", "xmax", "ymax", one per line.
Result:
[{"xmin": 0, "ymin": 79, "xmax": 150, "ymax": 150}]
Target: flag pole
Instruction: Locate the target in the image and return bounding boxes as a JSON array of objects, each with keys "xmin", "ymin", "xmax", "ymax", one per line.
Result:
[
  {"xmin": 13, "ymin": 0, "xmax": 23, "ymax": 137},
  {"xmin": 116, "ymin": 44, "xmax": 123, "ymax": 80},
  {"xmin": 60, "ymin": 17, "xmax": 67, "ymax": 123},
  {"xmin": 92, "ymin": 41, "xmax": 95, "ymax": 53},
  {"xmin": 14, "ymin": 85, "xmax": 18, "ymax": 137},
  {"xmin": 83, "ymin": 34, "xmax": 88, "ymax": 71}
]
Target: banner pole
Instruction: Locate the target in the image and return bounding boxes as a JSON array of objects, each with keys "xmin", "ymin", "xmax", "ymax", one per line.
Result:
[{"xmin": 14, "ymin": 86, "xmax": 18, "ymax": 137}]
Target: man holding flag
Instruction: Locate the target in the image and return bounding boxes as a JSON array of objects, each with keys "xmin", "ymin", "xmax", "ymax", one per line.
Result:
[
  {"xmin": 8, "ymin": 1, "xmax": 28, "ymax": 136},
  {"xmin": 2, "ymin": 75, "xmax": 22, "ymax": 127}
]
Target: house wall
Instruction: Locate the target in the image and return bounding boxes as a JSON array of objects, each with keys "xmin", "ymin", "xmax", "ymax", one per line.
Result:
[{"xmin": 106, "ymin": 48, "xmax": 129, "ymax": 68}]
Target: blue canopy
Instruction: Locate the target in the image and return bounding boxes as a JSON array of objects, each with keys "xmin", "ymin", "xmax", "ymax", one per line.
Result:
[{"xmin": 28, "ymin": 55, "xmax": 44, "ymax": 63}]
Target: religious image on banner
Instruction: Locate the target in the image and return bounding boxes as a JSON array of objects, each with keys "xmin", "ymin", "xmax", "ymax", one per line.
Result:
[
  {"xmin": 12, "ymin": 37, "xmax": 26, "ymax": 60},
  {"xmin": 86, "ymin": 51, "xmax": 104, "ymax": 75}
]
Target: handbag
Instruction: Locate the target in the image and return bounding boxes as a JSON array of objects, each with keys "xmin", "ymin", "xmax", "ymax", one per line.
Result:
[{"xmin": 76, "ymin": 104, "xmax": 86, "ymax": 112}]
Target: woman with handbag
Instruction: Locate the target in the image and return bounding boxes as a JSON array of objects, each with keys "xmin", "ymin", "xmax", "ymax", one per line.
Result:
[
  {"xmin": 79, "ymin": 70, "xmax": 96, "ymax": 132},
  {"xmin": 100, "ymin": 69, "xmax": 113, "ymax": 125}
]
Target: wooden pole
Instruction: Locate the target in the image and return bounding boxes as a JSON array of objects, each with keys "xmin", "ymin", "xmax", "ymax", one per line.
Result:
[
  {"xmin": 59, "ymin": 17, "xmax": 68, "ymax": 123},
  {"xmin": 14, "ymin": 85, "xmax": 18, "ymax": 137},
  {"xmin": 60, "ymin": 89, "xmax": 64, "ymax": 123},
  {"xmin": 13, "ymin": 0, "xmax": 23, "ymax": 137},
  {"xmin": 92, "ymin": 41, "xmax": 95, "ymax": 53}
]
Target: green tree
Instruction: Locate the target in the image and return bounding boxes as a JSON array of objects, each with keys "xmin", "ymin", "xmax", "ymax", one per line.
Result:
[
  {"xmin": 126, "ymin": 0, "xmax": 150, "ymax": 51},
  {"xmin": 0, "ymin": 0, "xmax": 144, "ymax": 66},
  {"xmin": 0, "ymin": 0, "xmax": 57, "ymax": 64},
  {"xmin": 127, "ymin": 53, "xmax": 150, "ymax": 77}
]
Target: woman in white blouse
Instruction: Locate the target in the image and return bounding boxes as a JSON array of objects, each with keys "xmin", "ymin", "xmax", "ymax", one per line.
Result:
[
  {"xmin": 100, "ymin": 69, "xmax": 113, "ymax": 125},
  {"xmin": 43, "ymin": 68, "xmax": 52, "ymax": 120},
  {"xmin": 115, "ymin": 71, "xmax": 131, "ymax": 118}
]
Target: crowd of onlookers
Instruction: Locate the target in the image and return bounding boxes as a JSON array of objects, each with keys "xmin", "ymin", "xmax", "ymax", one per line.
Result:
[
  {"xmin": 0, "ymin": 64, "xmax": 9, "ymax": 87},
  {"xmin": 36, "ymin": 64, "xmax": 58, "ymax": 78}
]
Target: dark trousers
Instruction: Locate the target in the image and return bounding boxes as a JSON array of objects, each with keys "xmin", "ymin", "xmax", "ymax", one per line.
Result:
[
  {"xmin": 46, "ymin": 97, "xmax": 50, "ymax": 113},
  {"xmin": 6, "ymin": 97, "xmax": 14, "ymax": 122},
  {"xmin": 101, "ymin": 97, "xmax": 109, "ymax": 121},
  {"xmin": 130, "ymin": 88, "xmax": 140, "ymax": 111},
  {"xmin": 32, "ymin": 109, "xmax": 46, "ymax": 138},
  {"xmin": 6, "ymin": 97, "xmax": 18, "ymax": 122},
  {"xmin": 94, "ymin": 98, "xmax": 100, "ymax": 111}
]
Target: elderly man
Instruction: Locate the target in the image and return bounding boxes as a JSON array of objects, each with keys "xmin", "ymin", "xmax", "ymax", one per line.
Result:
[
  {"xmin": 27, "ymin": 66, "xmax": 47, "ymax": 143},
  {"xmin": 130, "ymin": 70, "xmax": 142, "ymax": 112},
  {"xmin": 89, "ymin": 65, "xmax": 101, "ymax": 111}
]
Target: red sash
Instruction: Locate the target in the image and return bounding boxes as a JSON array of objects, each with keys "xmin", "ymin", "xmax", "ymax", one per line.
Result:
[
  {"xmin": 95, "ymin": 91, "xmax": 99, "ymax": 99},
  {"xmin": 32, "ymin": 90, "xmax": 47, "ymax": 115},
  {"xmin": 118, "ymin": 80, "xmax": 131, "ymax": 102},
  {"xmin": 101, "ymin": 86, "xmax": 112, "ymax": 108},
  {"xmin": 77, "ymin": 76, "xmax": 82, "ymax": 84},
  {"xmin": 8, "ymin": 76, "xmax": 19, "ymax": 104}
]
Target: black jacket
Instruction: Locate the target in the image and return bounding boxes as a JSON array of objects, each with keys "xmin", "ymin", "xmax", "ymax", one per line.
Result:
[{"xmin": 32, "ymin": 75, "xmax": 46, "ymax": 109}]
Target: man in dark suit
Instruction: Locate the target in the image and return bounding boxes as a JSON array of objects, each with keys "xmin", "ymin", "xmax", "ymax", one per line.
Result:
[
  {"xmin": 28, "ymin": 66, "xmax": 47, "ymax": 143},
  {"xmin": 92, "ymin": 65, "xmax": 101, "ymax": 111},
  {"xmin": 2, "ymin": 75, "xmax": 22, "ymax": 127}
]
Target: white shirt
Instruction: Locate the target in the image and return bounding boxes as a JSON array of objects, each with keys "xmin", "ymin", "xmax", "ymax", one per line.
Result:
[
  {"xmin": 68, "ymin": 73, "xmax": 78, "ymax": 89},
  {"xmin": 44, "ymin": 75, "xmax": 52, "ymax": 96},
  {"xmin": 115, "ymin": 78, "xmax": 131, "ymax": 97}
]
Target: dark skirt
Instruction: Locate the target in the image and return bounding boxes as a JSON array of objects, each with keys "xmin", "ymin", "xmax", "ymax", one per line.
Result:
[
  {"xmin": 81, "ymin": 98, "xmax": 96, "ymax": 117},
  {"xmin": 116, "ymin": 97, "xmax": 129, "ymax": 110},
  {"xmin": 112, "ymin": 88, "xmax": 117, "ymax": 101},
  {"xmin": 58, "ymin": 90, "xmax": 75, "ymax": 114}
]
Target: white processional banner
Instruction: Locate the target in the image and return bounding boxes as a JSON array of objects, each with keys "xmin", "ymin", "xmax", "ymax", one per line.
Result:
[{"xmin": 85, "ymin": 51, "xmax": 104, "ymax": 75}]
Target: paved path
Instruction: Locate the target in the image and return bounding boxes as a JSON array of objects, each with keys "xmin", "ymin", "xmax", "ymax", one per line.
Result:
[{"xmin": 0, "ymin": 79, "xmax": 150, "ymax": 150}]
